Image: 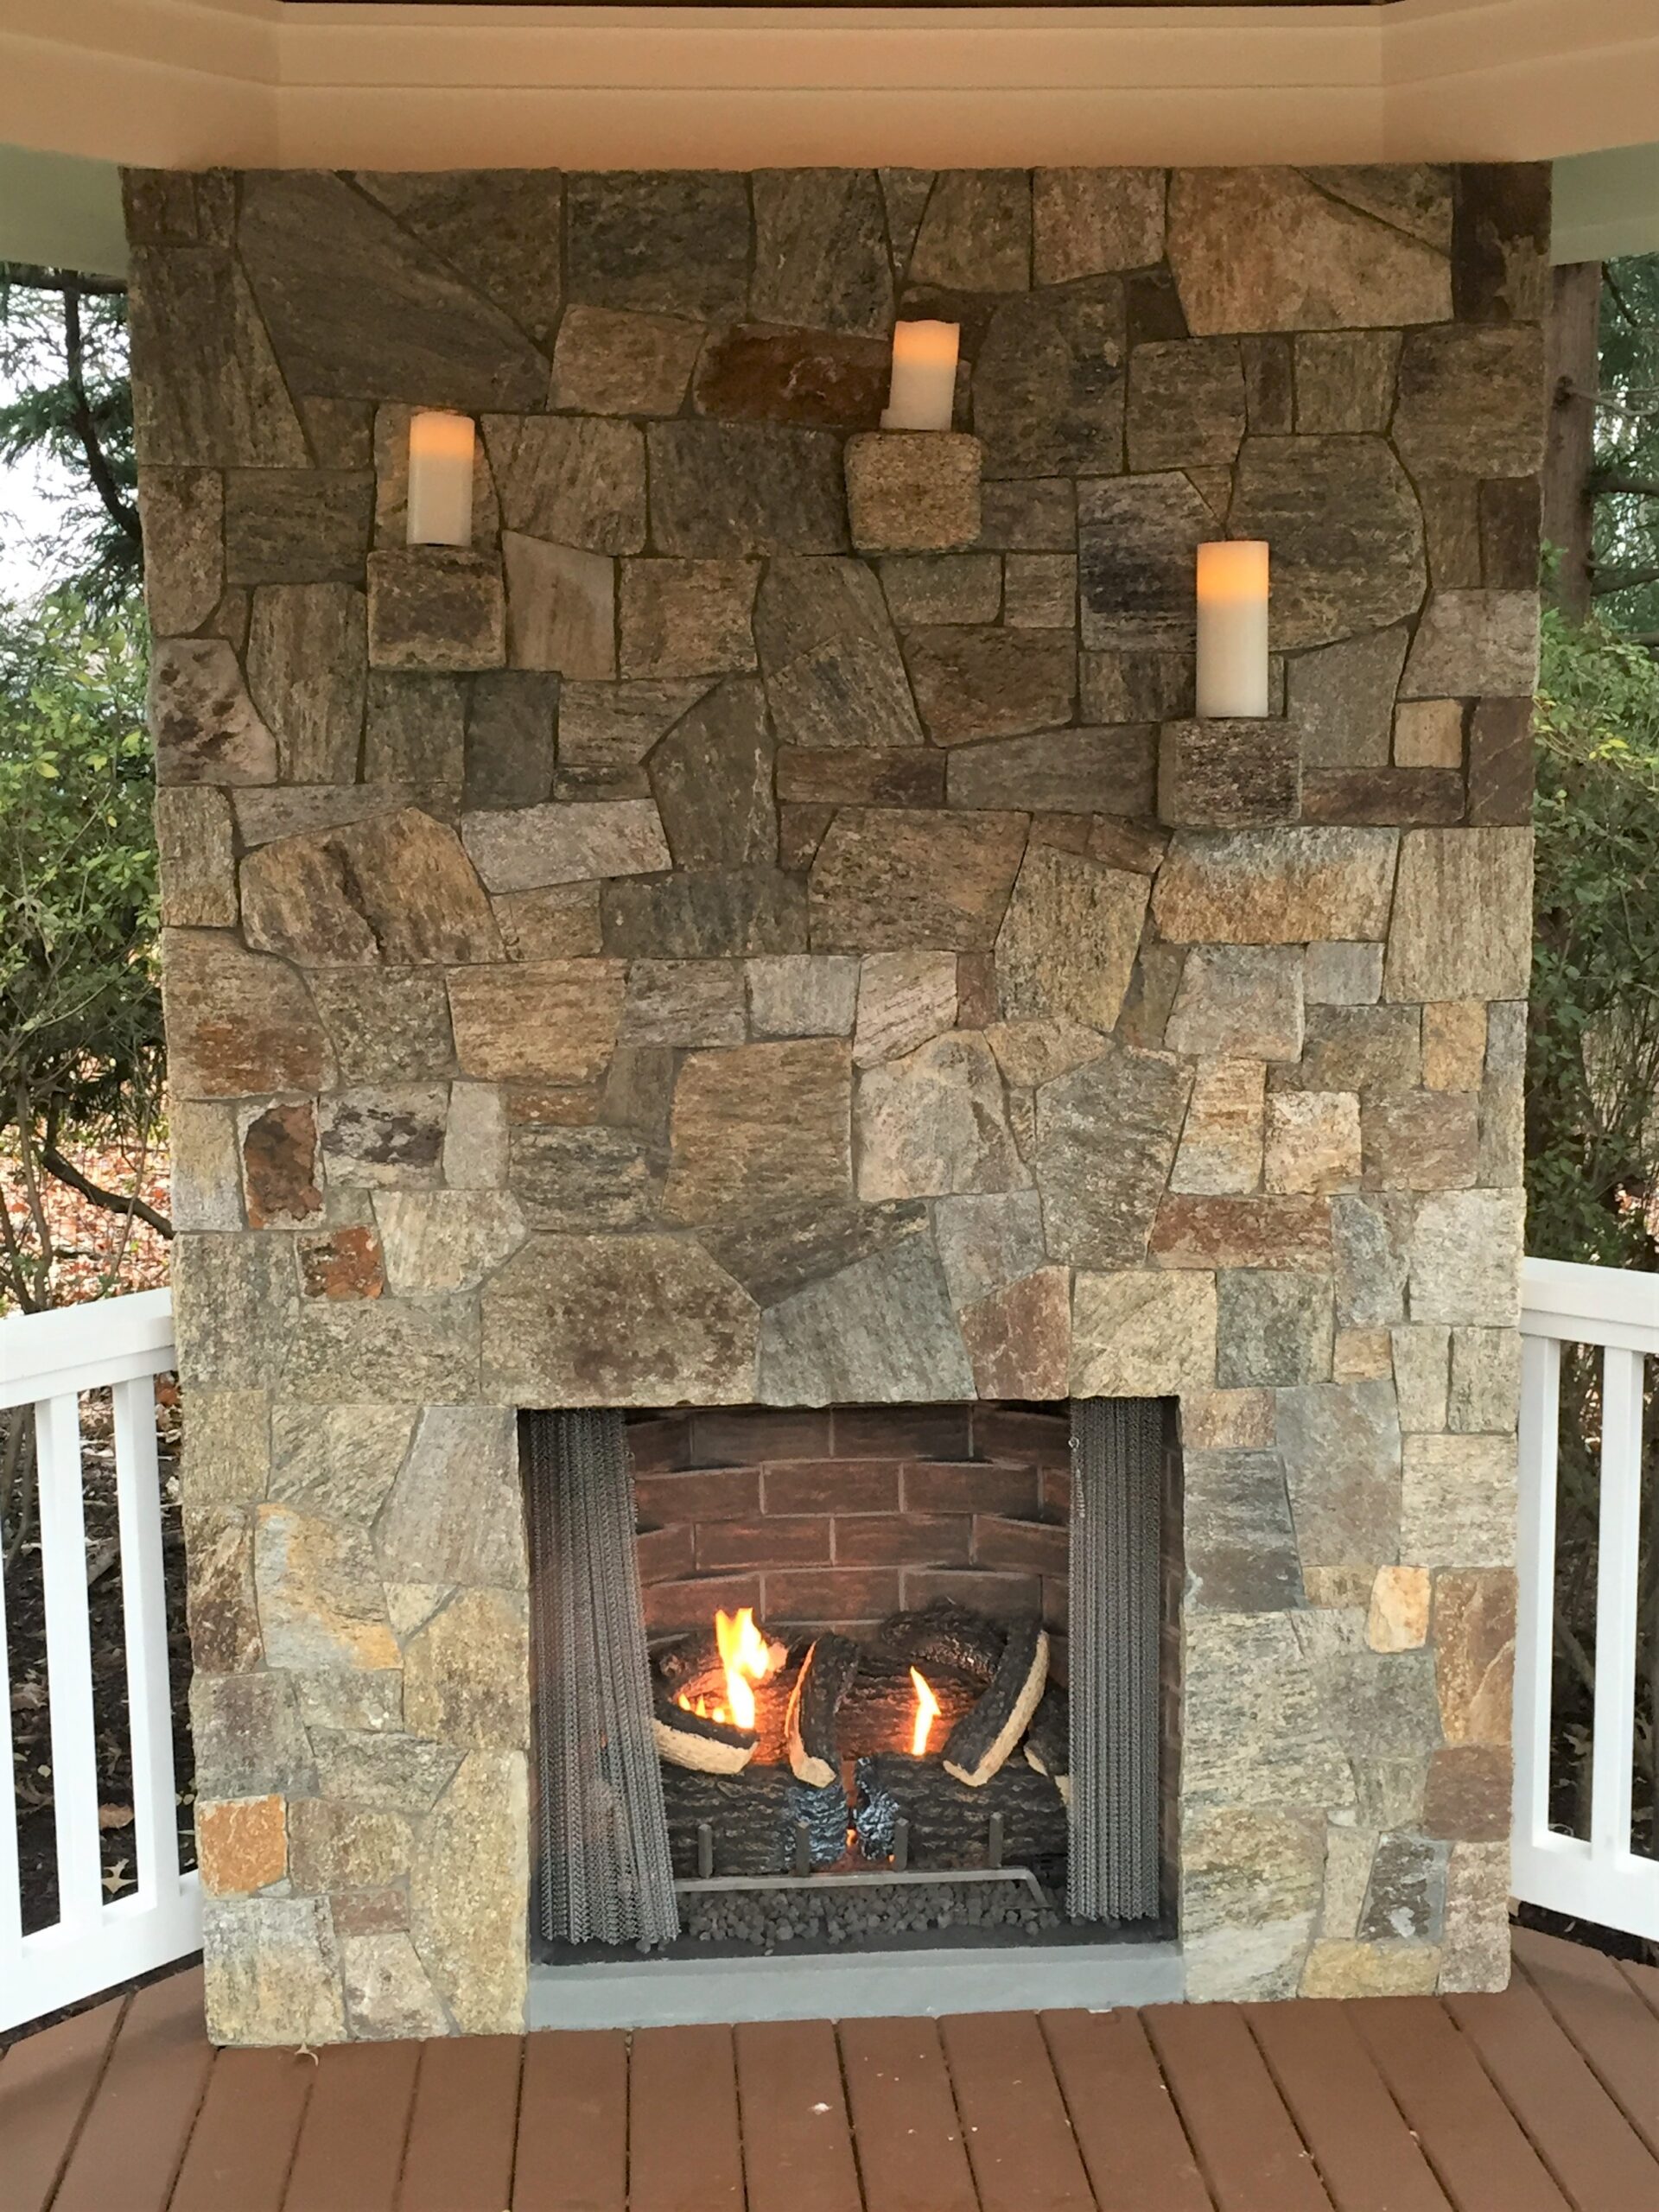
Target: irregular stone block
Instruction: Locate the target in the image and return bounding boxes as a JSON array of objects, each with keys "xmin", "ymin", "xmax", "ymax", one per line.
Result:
[
  {"xmin": 1167, "ymin": 168, "xmax": 1451, "ymax": 335},
  {"xmin": 604, "ymin": 868, "xmax": 808, "ymax": 957},
  {"xmin": 202, "ymin": 1895, "xmax": 346, "ymax": 2047},
  {"xmin": 156, "ymin": 786, "xmax": 238, "ymax": 928},
  {"xmin": 946, "ymin": 728, "xmax": 1155, "ymax": 817},
  {"xmin": 995, "ymin": 844, "xmax": 1148, "ymax": 1032},
  {"xmin": 1288, "ymin": 1004, "xmax": 1421, "ymax": 1097},
  {"xmin": 751, "ymin": 168, "xmax": 893, "ymax": 334},
  {"xmin": 779, "ymin": 749, "xmax": 943, "ymax": 808},
  {"xmin": 1216, "ymin": 1271, "xmax": 1334, "ymax": 1388},
  {"xmin": 1002, "ymin": 553, "xmax": 1077, "ymax": 630},
  {"xmin": 620, "ymin": 561, "xmax": 759, "ymax": 681},
  {"xmin": 164, "ymin": 931, "xmax": 335, "ymax": 1098},
  {"xmin": 1078, "ymin": 472, "xmax": 1215, "ymax": 651},
  {"xmin": 282, "ymin": 1289, "xmax": 480, "ymax": 1403},
  {"xmin": 905, "ymin": 627, "xmax": 1074, "ymax": 745},
  {"xmin": 364, "ymin": 671, "xmax": 466, "ymax": 791},
  {"xmin": 1434, "ymin": 1567, "xmax": 1516, "ymax": 1745},
  {"xmin": 855, "ymin": 1033, "xmax": 1028, "ymax": 1201},
  {"xmin": 755, "ymin": 557, "xmax": 922, "ymax": 751},
  {"xmin": 1071, "ymin": 1270, "xmax": 1218, "ymax": 1397},
  {"xmin": 1305, "ymin": 944, "xmax": 1383, "ymax": 1008},
  {"xmin": 808, "ymin": 807, "xmax": 1027, "ymax": 952},
  {"xmin": 499, "ymin": 535, "xmax": 612, "ymax": 678},
  {"xmin": 973, "ymin": 280, "xmax": 1125, "ymax": 478},
  {"xmin": 1154, "ymin": 1193, "xmax": 1332, "ymax": 1270},
  {"xmin": 880, "ymin": 553, "xmax": 1001, "ymax": 627},
  {"xmin": 1447, "ymin": 1325, "xmax": 1520, "ymax": 1436},
  {"xmin": 1265, "ymin": 1090, "xmax": 1362, "ymax": 1195},
  {"xmin": 170, "ymin": 1101, "xmax": 244, "ymax": 1232},
  {"xmin": 1401, "ymin": 590, "xmax": 1538, "ymax": 700},
  {"xmin": 461, "ymin": 798, "xmax": 669, "ymax": 893},
  {"xmin": 961, "ymin": 1268, "xmax": 1070, "ymax": 1400},
  {"xmin": 844, "ymin": 432, "xmax": 981, "ymax": 553},
  {"xmin": 240, "ymin": 1103, "xmax": 321, "ymax": 1229},
  {"xmin": 1128, "ymin": 340, "xmax": 1245, "ymax": 472},
  {"xmin": 979, "ymin": 478, "xmax": 1076, "ymax": 550},
  {"xmin": 1170, "ymin": 1058, "xmax": 1265, "ymax": 1196},
  {"xmin": 240, "ymin": 171, "xmax": 550, "ymax": 410},
  {"xmin": 456, "ymin": 671, "xmax": 555, "ymax": 810},
  {"xmin": 1392, "ymin": 327, "xmax": 1546, "ymax": 480},
  {"xmin": 1368, "ymin": 1566, "xmax": 1431, "ymax": 1652},
  {"xmin": 225, "ymin": 469, "xmax": 372, "ymax": 588},
  {"xmin": 648, "ymin": 422, "xmax": 847, "ymax": 556},
  {"xmin": 910, "ymin": 169, "xmax": 1032, "ymax": 290},
  {"xmin": 367, "ymin": 550, "xmax": 505, "ymax": 673},
  {"xmin": 269, "ymin": 1402, "xmax": 414, "ymax": 1523},
  {"xmin": 1276, "ymin": 1379, "xmax": 1402, "ymax": 1567},
  {"xmin": 1230, "ymin": 436, "xmax": 1427, "ymax": 650},
  {"xmin": 509, "ymin": 1122, "xmax": 660, "ymax": 1233},
  {"xmin": 197, "ymin": 1795, "xmax": 287, "ymax": 1897},
  {"xmin": 1363, "ymin": 1092, "xmax": 1478, "ymax": 1192},
  {"xmin": 318, "ymin": 1087, "xmax": 448, "ymax": 1191},
  {"xmin": 449, "ymin": 961, "xmax": 626, "ymax": 1084},
  {"xmin": 482, "ymin": 1235, "xmax": 758, "ymax": 1405},
  {"xmin": 1082, "ymin": 650, "xmax": 1194, "ymax": 726},
  {"xmin": 1154, "ymin": 827, "xmax": 1397, "ymax": 944},
  {"xmin": 742, "ymin": 948, "xmax": 866, "ymax": 1043},
  {"xmin": 1033, "ymin": 1039, "xmax": 1192, "ymax": 1266},
  {"xmin": 1409, "ymin": 1187, "xmax": 1525, "ymax": 1329},
  {"xmin": 1401, "ymin": 1433, "xmax": 1515, "ymax": 1567},
  {"xmin": 480, "ymin": 415, "xmax": 646, "ymax": 556},
  {"xmin": 1335, "ymin": 1326, "xmax": 1392, "ymax": 1382},
  {"xmin": 1158, "ymin": 720, "xmax": 1300, "ymax": 830},
  {"xmin": 853, "ymin": 951, "xmax": 958, "ymax": 1066},
  {"xmin": 1422, "ymin": 1745, "xmax": 1511, "ymax": 1842},
  {"xmin": 1383, "ymin": 828, "xmax": 1532, "ymax": 1003},
  {"xmin": 1439, "ymin": 1840, "xmax": 1510, "ymax": 1992},
  {"xmin": 550, "ymin": 304, "xmax": 702, "ymax": 415},
  {"xmin": 1166, "ymin": 944, "xmax": 1304, "ymax": 1060},
  {"xmin": 341, "ymin": 1932, "xmax": 448, "ymax": 2041},
  {"xmin": 1300, "ymin": 1939, "xmax": 1441, "ymax": 1999},
  {"xmin": 149, "ymin": 638, "xmax": 278, "ymax": 786},
  {"xmin": 296, "ymin": 1226, "xmax": 385, "ymax": 1300},
  {"xmin": 402, "ymin": 1585, "xmax": 529, "ymax": 1751},
  {"xmin": 128, "ymin": 245, "xmax": 308, "ymax": 469},
  {"xmin": 757, "ymin": 1236, "xmax": 973, "ymax": 1405},
  {"xmin": 253, "ymin": 1503, "xmax": 398, "ymax": 1672},
  {"xmin": 245, "ymin": 808, "xmax": 503, "ymax": 968},
  {"xmin": 1306, "ymin": 165, "xmax": 1455, "ymax": 251},
  {"xmin": 620, "ymin": 960, "xmax": 747, "ymax": 1048},
  {"xmin": 410, "ymin": 1749, "xmax": 530, "ymax": 2036},
  {"xmin": 1183, "ymin": 1613, "xmax": 1354, "ymax": 1813},
  {"xmin": 1294, "ymin": 331, "xmax": 1401, "ymax": 435},
  {"xmin": 933, "ymin": 1189, "xmax": 1048, "ymax": 1309},
  {"xmin": 1185, "ymin": 1448, "xmax": 1304, "ymax": 1612},
  {"xmin": 567, "ymin": 170, "xmax": 752, "ymax": 320},
  {"xmin": 140, "ymin": 468, "xmax": 225, "ymax": 634},
  {"xmin": 694, "ymin": 322, "xmax": 889, "ymax": 432},
  {"xmin": 375, "ymin": 1190, "xmax": 527, "ymax": 1295},
  {"xmin": 1465, "ymin": 696, "xmax": 1533, "ymax": 829},
  {"xmin": 663, "ymin": 1039, "xmax": 853, "ymax": 1224},
  {"xmin": 1033, "ymin": 168, "xmax": 1166, "ymax": 283},
  {"xmin": 288, "ymin": 1799, "xmax": 414, "ymax": 1893},
  {"xmin": 558, "ymin": 680, "xmax": 710, "ymax": 796},
  {"xmin": 645, "ymin": 678, "xmax": 775, "ymax": 870},
  {"xmin": 1287, "ymin": 629, "xmax": 1408, "ymax": 771},
  {"xmin": 1391, "ymin": 1323, "xmax": 1451, "ymax": 1433},
  {"xmin": 356, "ymin": 168, "xmax": 563, "ymax": 344}
]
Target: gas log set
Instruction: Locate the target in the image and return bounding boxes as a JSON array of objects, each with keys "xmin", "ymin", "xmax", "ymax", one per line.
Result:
[{"xmin": 649, "ymin": 1599, "xmax": 1070, "ymax": 1888}]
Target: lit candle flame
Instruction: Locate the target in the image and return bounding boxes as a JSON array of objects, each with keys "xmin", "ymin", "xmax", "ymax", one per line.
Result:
[{"xmin": 910, "ymin": 1668, "xmax": 942, "ymax": 1758}]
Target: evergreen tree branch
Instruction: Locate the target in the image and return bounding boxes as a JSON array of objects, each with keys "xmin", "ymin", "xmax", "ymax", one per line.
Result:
[{"xmin": 58, "ymin": 284, "xmax": 141, "ymax": 549}]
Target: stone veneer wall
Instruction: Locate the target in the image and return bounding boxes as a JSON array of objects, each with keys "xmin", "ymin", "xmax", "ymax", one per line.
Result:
[{"xmin": 127, "ymin": 162, "xmax": 1543, "ymax": 2044}]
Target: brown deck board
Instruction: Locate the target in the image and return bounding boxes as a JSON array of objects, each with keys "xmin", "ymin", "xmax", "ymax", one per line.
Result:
[
  {"xmin": 836, "ymin": 2016, "xmax": 978, "ymax": 2212},
  {"xmin": 939, "ymin": 2011, "xmax": 1094, "ymax": 2212},
  {"xmin": 397, "ymin": 2034, "xmax": 523, "ymax": 2212},
  {"xmin": 283, "ymin": 2038, "xmax": 421, "ymax": 2212},
  {"xmin": 735, "ymin": 2018, "xmax": 862, "ymax": 2212},
  {"xmin": 1144, "ymin": 2002, "xmax": 1332, "ymax": 2212},
  {"xmin": 627, "ymin": 2024, "xmax": 744, "ymax": 2212},
  {"xmin": 1345, "ymin": 1996, "xmax": 1570, "ymax": 2212},
  {"xmin": 1446, "ymin": 1980, "xmax": 1659, "ymax": 2212},
  {"xmin": 169, "ymin": 2045, "xmax": 314, "ymax": 2212},
  {"xmin": 1243, "ymin": 1999, "xmax": 1452, "ymax": 2212},
  {"xmin": 512, "ymin": 2030, "xmax": 628, "ymax": 2212},
  {"xmin": 49, "ymin": 1969, "xmax": 213, "ymax": 2212},
  {"xmin": 0, "ymin": 1995, "xmax": 124, "ymax": 2212},
  {"xmin": 1618, "ymin": 1952, "xmax": 1659, "ymax": 2023},
  {"xmin": 1040, "ymin": 2006, "xmax": 1212, "ymax": 2212},
  {"xmin": 1513, "ymin": 1927, "xmax": 1659, "ymax": 2161}
]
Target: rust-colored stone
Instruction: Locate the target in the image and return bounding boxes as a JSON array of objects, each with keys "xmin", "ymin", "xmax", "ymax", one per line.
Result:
[
  {"xmin": 959, "ymin": 1268, "xmax": 1071, "ymax": 1399},
  {"xmin": 1423, "ymin": 1744, "xmax": 1512, "ymax": 1841},
  {"xmin": 1434, "ymin": 1568, "xmax": 1516, "ymax": 1745},
  {"xmin": 695, "ymin": 324, "xmax": 889, "ymax": 429},
  {"xmin": 298, "ymin": 1225, "xmax": 386, "ymax": 1300},
  {"xmin": 241, "ymin": 1103, "xmax": 322, "ymax": 1228},
  {"xmin": 198, "ymin": 1794, "xmax": 288, "ymax": 1896},
  {"xmin": 1150, "ymin": 1194, "xmax": 1332, "ymax": 1268}
]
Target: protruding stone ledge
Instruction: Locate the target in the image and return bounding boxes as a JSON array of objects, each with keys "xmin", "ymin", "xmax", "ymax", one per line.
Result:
[
  {"xmin": 844, "ymin": 431, "xmax": 982, "ymax": 554},
  {"xmin": 1157, "ymin": 717, "xmax": 1301, "ymax": 829}
]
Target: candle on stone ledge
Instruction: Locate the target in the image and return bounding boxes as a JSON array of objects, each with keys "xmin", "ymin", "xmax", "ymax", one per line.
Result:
[
  {"xmin": 406, "ymin": 410, "xmax": 477, "ymax": 548},
  {"xmin": 1196, "ymin": 540, "xmax": 1270, "ymax": 719},
  {"xmin": 880, "ymin": 321, "xmax": 960, "ymax": 432}
]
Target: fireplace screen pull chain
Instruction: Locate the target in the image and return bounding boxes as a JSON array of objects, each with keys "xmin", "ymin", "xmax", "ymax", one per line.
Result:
[{"xmin": 524, "ymin": 1410, "xmax": 681, "ymax": 1948}]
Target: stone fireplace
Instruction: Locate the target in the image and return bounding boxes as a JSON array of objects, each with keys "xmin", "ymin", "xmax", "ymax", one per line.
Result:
[{"xmin": 131, "ymin": 160, "xmax": 1539, "ymax": 2044}]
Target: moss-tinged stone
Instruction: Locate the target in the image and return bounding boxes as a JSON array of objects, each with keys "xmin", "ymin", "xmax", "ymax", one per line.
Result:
[
  {"xmin": 1071, "ymin": 1270, "xmax": 1217, "ymax": 1398},
  {"xmin": 203, "ymin": 1895, "xmax": 346, "ymax": 2046},
  {"xmin": 757, "ymin": 1234, "xmax": 973, "ymax": 1405},
  {"xmin": 410, "ymin": 1749, "xmax": 529, "ymax": 2035},
  {"xmin": 973, "ymin": 280, "xmax": 1126, "ymax": 479},
  {"xmin": 281, "ymin": 1294, "xmax": 480, "ymax": 1404},
  {"xmin": 855, "ymin": 1033, "xmax": 1027, "ymax": 1201},
  {"xmin": 995, "ymin": 844, "xmax": 1147, "ymax": 1033},
  {"xmin": 1216, "ymin": 1271, "xmax": 1334, "ymax": 1388},
  {"xmin": 1033, "ymin": 1040, "xmax": 1192, "ymax": 1267}
]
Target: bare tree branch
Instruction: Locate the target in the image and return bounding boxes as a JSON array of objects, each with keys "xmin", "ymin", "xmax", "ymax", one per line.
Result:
[{"xmin": 39, "ymin": 1141, "xmax": 173, "ymax": 1241}]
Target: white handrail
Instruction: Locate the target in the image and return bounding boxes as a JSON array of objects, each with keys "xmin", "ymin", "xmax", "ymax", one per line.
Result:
[
  {"xmin": 0, "ymin": 1290, "xmax": 199, "ymax": 2034},
  {"xmin": 1514, "ymin": 1254, "xmax": 1659, "ymax": 1942}
]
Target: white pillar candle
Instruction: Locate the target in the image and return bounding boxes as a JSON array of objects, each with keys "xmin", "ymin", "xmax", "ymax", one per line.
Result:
[
  {"xmin": 880, "ymin": 321, "xmax": 960, "ymax": 432},
  {"xmin": 406, "ymin": 410, "xmax": 476, "ymax": 547},
  {"xmin": 1196, "ymin": 540, "xmax": 1270, "ymax": 719}
]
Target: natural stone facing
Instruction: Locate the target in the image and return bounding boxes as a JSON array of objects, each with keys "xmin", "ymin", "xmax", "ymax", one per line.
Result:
[
  {"xmin": 844, "ymin": 433, "xmax": 982, "ymax": 554},
  {"xmin": 134, "ymin": 160, "xmax": 1539, "ymax": 2037}
]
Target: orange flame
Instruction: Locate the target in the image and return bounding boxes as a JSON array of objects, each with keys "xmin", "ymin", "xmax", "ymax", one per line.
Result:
[
  {"xmin": 910, "ymin": 1668, "xmax": 942, "ymax": 1758},
  {"xmin": 675, "ymin": 1608, "xmax": 776, "ymax": 1732}
]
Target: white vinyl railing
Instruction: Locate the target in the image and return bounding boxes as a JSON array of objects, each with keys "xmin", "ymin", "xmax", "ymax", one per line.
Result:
[
  {"xmin": 0, "ymin": 1289, "xmax": 199, "ymax": 2033},
  {"xmin": 1515, "ymin": 1255, "xmax": 1659, "ymax": 1942}
]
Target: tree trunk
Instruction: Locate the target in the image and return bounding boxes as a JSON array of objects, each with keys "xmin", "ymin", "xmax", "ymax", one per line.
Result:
[{"xmin": 1543, "ymin": 262, "xmax": 1602, "ymax": 619}]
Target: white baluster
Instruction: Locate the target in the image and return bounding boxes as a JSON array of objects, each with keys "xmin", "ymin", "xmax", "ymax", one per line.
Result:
[
  {"xmin": 112, "ymin": 1376, "xmax": 182, "ymax": 1910},
  {"xmin": 34, "ymin": 1394, "xmax": 103, "ymax": 1939}
]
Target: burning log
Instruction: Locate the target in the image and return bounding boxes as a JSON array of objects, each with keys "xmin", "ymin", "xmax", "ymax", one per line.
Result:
[
  {"xmin": 661, "ymin": 1766, "xmax": 849, "ymax": 1877},
  {"xmin": 785, "ymin": 1633, "xmax": 860, "ymax": 1788},
  {"xmin": 942, "ymin": 1620, "xmax": 1049, "ymax": 1788},
  {"xmin": 655, "ymin": 1615, "xmax": 789, "ymax": 1700},
  {"xmin": 652, "ymin": 1692, "xmax": 756, "ymax": 1776},
  {"xmin": 836, "ymin": 1655, "xmax": 979, "ymax": 1758},
  {"xmin": 853, "ymin": 1754, "xmax": 1067, "ymax": 1872},
  {"xmin": 876, "ymin": 1599, "xmax": 1004, "ymax": 1687},
  {"xmin": 1023, "ymin": 1686, "xmax": 1071, "ymax": 1808}
]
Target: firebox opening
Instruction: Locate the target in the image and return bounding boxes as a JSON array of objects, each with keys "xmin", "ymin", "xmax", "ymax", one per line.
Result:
[{"xmin": 524, "ymin": 1399, "xmax": 1181, "ymax": 1966}]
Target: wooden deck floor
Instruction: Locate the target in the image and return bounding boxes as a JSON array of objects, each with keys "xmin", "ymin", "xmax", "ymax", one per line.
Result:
[{"xmin": 3, "ymin": 1929, "xmax": 1658, "ymax": 2212}]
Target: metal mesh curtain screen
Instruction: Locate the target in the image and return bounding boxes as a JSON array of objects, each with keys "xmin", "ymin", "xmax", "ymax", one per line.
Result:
[
  {"xmin": 523, "ymin": 1409, "xmax": 681, "ymax": 1948},
  {"xmin": 1067, "ymin": 1396, "xmax": 1165, "ymax": 1923}
]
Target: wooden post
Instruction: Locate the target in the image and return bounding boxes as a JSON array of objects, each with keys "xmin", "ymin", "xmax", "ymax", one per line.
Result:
[{"xmin": 1543, "ymin": 262, "xmax": 1602, "ymax": 619}]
